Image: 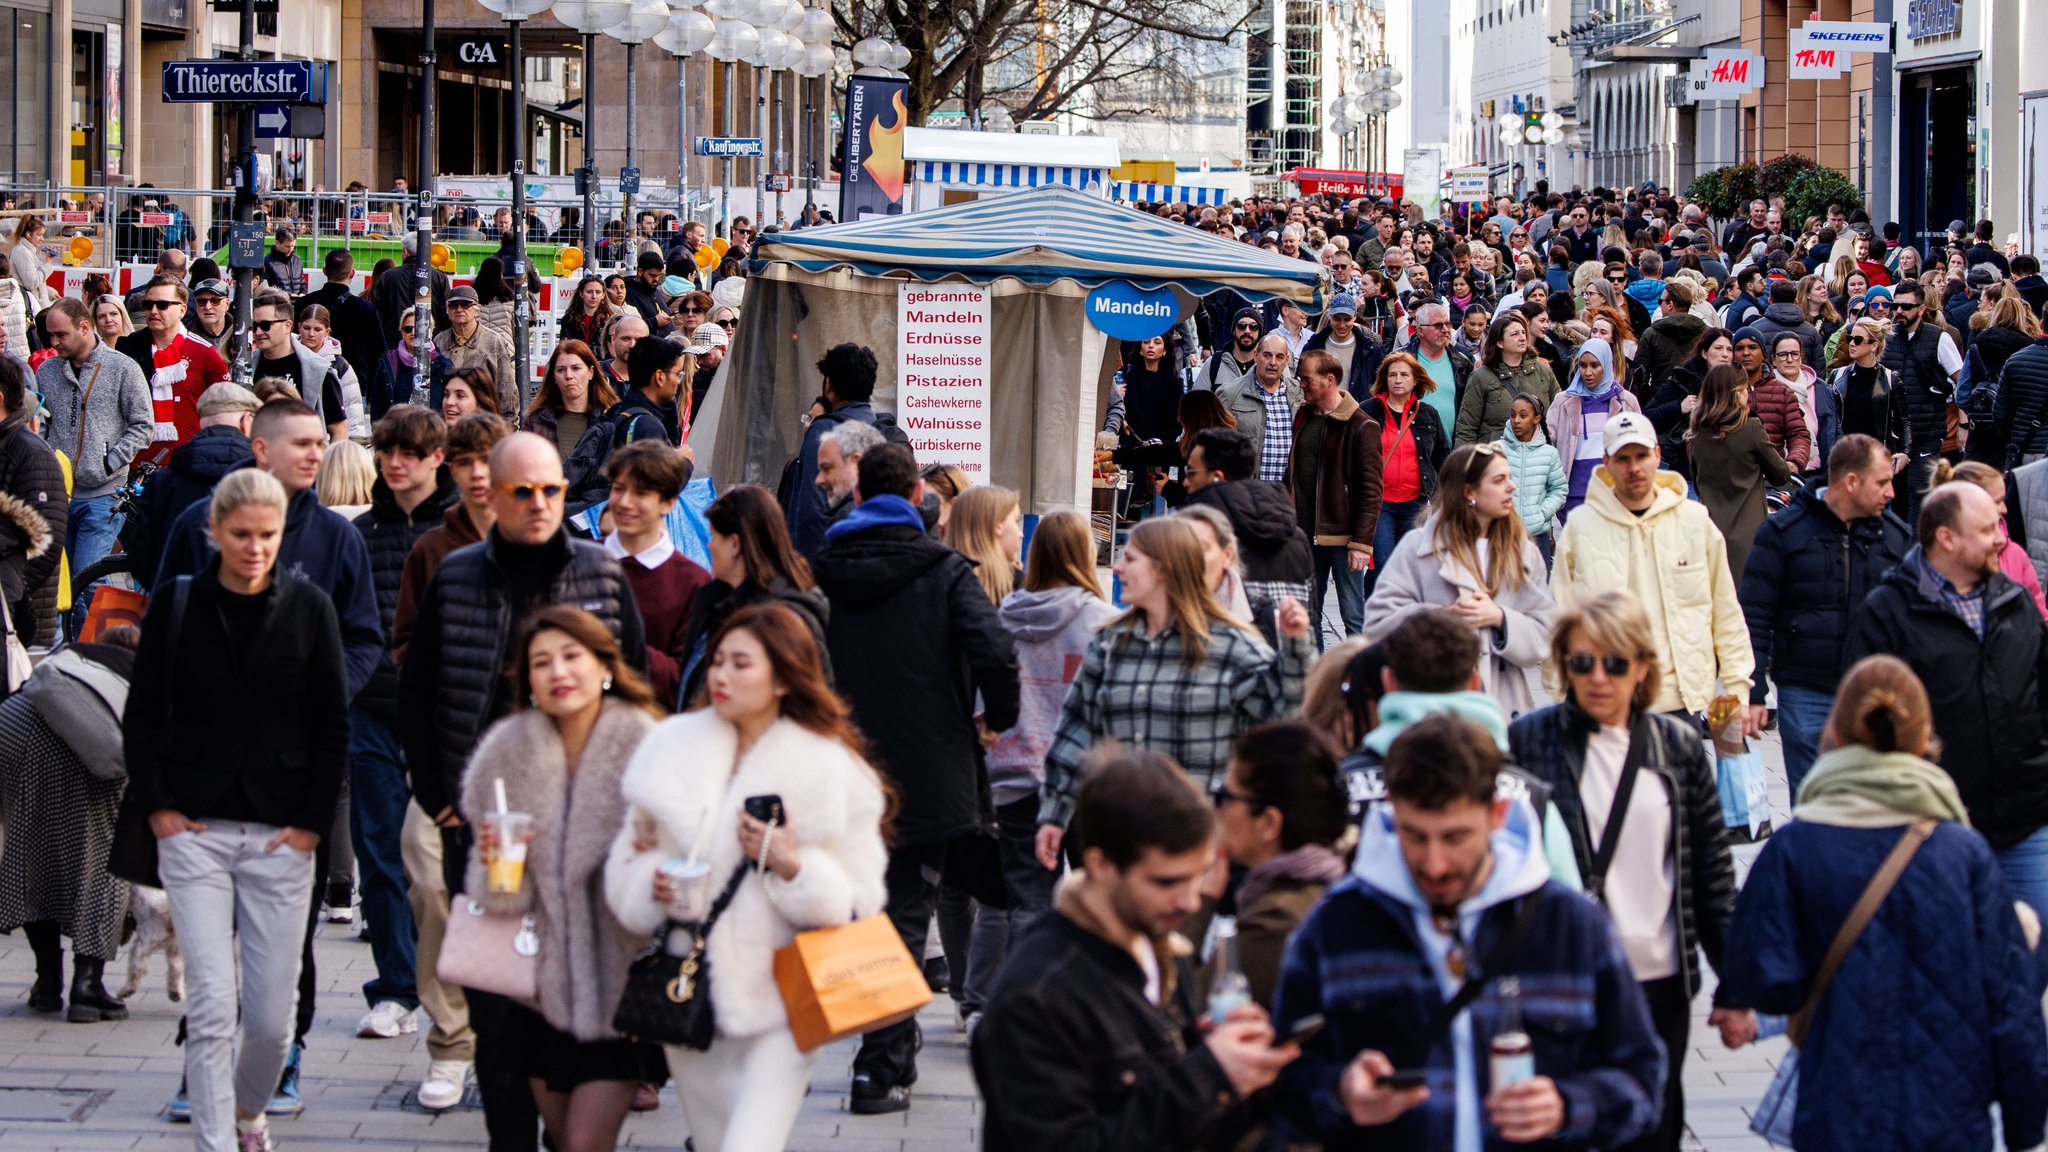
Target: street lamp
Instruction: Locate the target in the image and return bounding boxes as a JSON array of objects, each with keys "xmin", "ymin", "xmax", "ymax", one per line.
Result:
[
  {"xmin": 607, "ymin": 0, "xmax": 673, "ymax": 248},
  {"xmin": 478, "ymin": 0, "xmax": 555, "ymax": 411},
  {"xmin": 553, "ymin": 0, "xmax": 632, "ymax": 262},
  {"xmin": 705, "ymin": 13, "xmax": 760, "ymax": 229},
  {"xmin": 658, "ymin": 7, "xmax": 717, "ymax": 226},
  {"xmin": 789, "ymin": 13, "xmax": 833, "ymax": 216}
]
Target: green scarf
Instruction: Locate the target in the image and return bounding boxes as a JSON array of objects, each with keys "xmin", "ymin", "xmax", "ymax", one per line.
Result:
[{"xmin": 1795, "ymin": 746, "xmax": 1969, "ymax": 828}]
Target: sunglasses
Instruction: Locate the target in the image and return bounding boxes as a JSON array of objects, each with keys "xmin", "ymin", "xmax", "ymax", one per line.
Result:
[
  {"xmin": 1566, "ymin": 652, "xmax": 1633, "ymax": 678},
  {"xmin": 494, "ymin": 482, "xmax": 566, "ymax": 501},
  {"xmin": 1208, "ymin": 780, "xmax": 1266, "ymax": 811},
  {"xmin": 1606, "ymin": 275, "xmax": 1629, "ymax": 284},
  {"xmin": 447, "ymin": 301, "xmax": 478, "ymax": 310},
  {"xmin": 1234, "ymin": 322, "xmax": 1260, "ymax": 332},
  {"xmin": 143, "ymin": 299, "xmax": 181, "ymax": 311},
  {"xmin": 682, "ymin": 307, "xmax": 706, "ymax": 314},
  {"xmin": 1847, "ymin": 336, "xmax": 1871, "ymax": 347},
  {"xmin": 716, "ymin": 319, "xmax": 736, "ymax": 329},
  {"xmin": 251, "ymin": 318, "xmax": 289, "ymax": 331}
]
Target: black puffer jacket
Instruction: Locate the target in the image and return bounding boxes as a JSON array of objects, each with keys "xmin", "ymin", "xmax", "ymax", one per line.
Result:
[
  {"xmin": 1507, "ymin": 703, "xmax": 1736, "ymax": 1002},
  {"xmin": 1632, "ymin": 313, "xmax": 1706, "ymax": 404},
  {"xmin": 0, "ymin": 411, "xmax": 65, "ymax": 646},
  {"xmin": 1995, "ymin": 337, "xmax": 2048, "ymax": 465},
  {"xmin": 1738, "ymin": 478, "xmax": 1910, "ymax": 703},
  {"xmin": 1882, "ymin": 322, "xmax": 1956, "ymax": 460},
  {"xmin": 398, "ymin": 528, "xmax": 646, "ymax": 823},
  {"xmin": 1845, "ymin": 551, "xmax": 2048, "ymax": 849},
  {"xmin": 1184, "ymin": 479, "xmax": 1312, "ymax": 586},
  {"xmin": 351, "ymin": 473, "xmax": 459, "ymax": 722},
  {"xmin": 124, "ymin": 425, "xmax": 252, "ymax": 592},
  {"xmin": 812, "ymin": 521, "xmax": 1019, "ymax": 847}
]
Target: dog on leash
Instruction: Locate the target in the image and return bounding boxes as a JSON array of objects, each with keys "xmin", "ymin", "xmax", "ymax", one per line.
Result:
[{"xmin": 118, "ymin": 886, "xmax": 183, "ymax": 1003}]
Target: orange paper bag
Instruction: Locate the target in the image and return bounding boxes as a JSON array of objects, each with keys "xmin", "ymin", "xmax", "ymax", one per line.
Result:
[{"xmin": 774, "ymin": 914, "xmax": 932, "ymax": 1052}]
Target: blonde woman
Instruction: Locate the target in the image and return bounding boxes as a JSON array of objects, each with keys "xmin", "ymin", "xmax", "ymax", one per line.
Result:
[
  {"xmin": 948, "ymin": 485, "xmax": 1022, "ymax": 603},
  {"xmin": 1362, "ymin": 443, "xmax": 1556, "ymax": 717},
  {"xmin": 919, "ymin": 462, "xmax": 972, "ymax": 541},
  {"xmin": 1034, "ymin": 516, "xmax": 1312, "ymax": 866},
  {"xmin": 314, "ymin": 440, "xmax": 376, "ymax": 518},
  {"xmin": 92, "ymin": 294, "xmax": 132, "ymax": 342},
  {"xmin": 1178, "ymin": 504, "xmax": 1255, "ymax": 622}
]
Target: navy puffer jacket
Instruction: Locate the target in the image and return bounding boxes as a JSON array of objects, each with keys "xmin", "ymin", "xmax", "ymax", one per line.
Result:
[{"xmin": 1738, "ymin": 479, "xmax": 1910, "ymax": 703}]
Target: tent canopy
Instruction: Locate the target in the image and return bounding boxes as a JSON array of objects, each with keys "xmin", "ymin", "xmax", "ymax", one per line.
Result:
[{"xmin": 749, "ymin": 184, "xmax": 1327, "ymax": 305}]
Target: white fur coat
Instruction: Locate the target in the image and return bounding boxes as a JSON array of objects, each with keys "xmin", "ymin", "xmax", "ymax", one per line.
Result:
[
  {"xmin": 604, "ymin": 709, "xmax": 889, "ymax": 1039},
  {"xmin": 461, "ymin": 701, "xmax": 655, "ymax": 1041}
]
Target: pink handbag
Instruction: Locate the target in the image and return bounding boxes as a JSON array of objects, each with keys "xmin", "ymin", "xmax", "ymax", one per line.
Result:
[{"xmin": 435, "ymin": 897, "xmax": 540, "ymax": 1001}]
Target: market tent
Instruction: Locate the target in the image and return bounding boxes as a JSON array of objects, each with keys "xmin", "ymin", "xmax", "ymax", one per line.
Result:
[{"xmin": 697, "ymin": 185, "xmax": 1326, "ymax": 515}]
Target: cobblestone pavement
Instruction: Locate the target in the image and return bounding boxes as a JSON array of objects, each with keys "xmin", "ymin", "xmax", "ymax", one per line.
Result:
[{"xmin": 0, "ymin": 739, "xmax": 1796, "ymax": 1152}]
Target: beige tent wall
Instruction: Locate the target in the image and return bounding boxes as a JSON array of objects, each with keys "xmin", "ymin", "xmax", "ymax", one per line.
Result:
[{"xmin": 704, "ymin": 264, "xmax": 1107, "ymax": 515}]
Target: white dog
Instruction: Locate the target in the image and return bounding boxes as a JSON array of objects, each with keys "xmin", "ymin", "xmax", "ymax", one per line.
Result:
[{"xmin": 117, "ymin": 886, "xmax": 183, "ymax": 1003}]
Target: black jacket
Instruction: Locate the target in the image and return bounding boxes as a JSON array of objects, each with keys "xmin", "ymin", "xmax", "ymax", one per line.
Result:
[
  {"xmin": 1507, "ymin": 704, "xmax": 1736, "ymax": 1002},
  {"xmin": 1361, "ymin": 395, "xmax": 1448, "ymax": 500},
  {"xmin": 1881, "ymin": 322, "xmax": 1957, "ymax": 459},
  {"xmin": 397, "ymin": 528, "xmax": 648, "ymax": 822},
  {"xmin": 124, "ymin": 562, "xmax": 350, "ymax": 832},
  {"xmin": 1845, "ymin": 551, "xmax": 2048, "ymax": 848},
  {"xmin": 972, "ymin": 908, "xmax": 1241, "ymax": 1152},
  {"xmin": 1632, "ymin": 313, "xmax": 1706, "ymax": 403},
  {"xmin": 371, "ymin": 258, "xmax": 452, "ymax": 347},
  {"xmin": 352, "ymin": 473, "xmax": 459, "ymax": 722},
  {"xmin": 2016, "ymin": 274, "xmax": 2048, "ymax": 319},
  {"xmin": 676, "ymin": 576, "xmax": 831, "ymax": 708},
  {"xmin": 1184, "ymin": 480, "xmax": 1312, "ymax": 587},
  {"xmin": 1738, "ymin": 479, "xmax": 1911, "ymax": 703},
  {"xmin": 1750, "ymin": 302, "xmax": 1823, "ymax": 375},
  {"xmin": 565, "ymin": 391, "xmax": 686, "ymax": 515},
  {"xmin": 1301, "ymin": 327, "xmax": 1384, "ymax": 400},
  {"xmin": 1995, "ymin": 336, "xmax": 2048, "ymax": 465},
  {"xmin": 812, "ymin": 521, "xmax": 1019, "ymax": 847},
  {"xmin": 123, "ymin": 425, "xmax": 252, "ymax": 593},
  {"xmin": 0, "ymin": 411, "xmax": 66, "ymax": 646},
  {"xmin": 301, "ymin": 282, "xmax": 390, "ymax": 397}
]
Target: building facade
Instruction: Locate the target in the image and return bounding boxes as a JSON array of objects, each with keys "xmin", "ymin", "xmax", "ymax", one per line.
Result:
[{"xmin": 1448, "ymin": 0, "xmax": 1574, "ymax": 196}]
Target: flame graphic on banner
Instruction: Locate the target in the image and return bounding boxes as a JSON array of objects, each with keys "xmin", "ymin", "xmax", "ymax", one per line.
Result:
[{"xmin": 863, "ymin": 91, "xmax": 909, "ymax": 203}]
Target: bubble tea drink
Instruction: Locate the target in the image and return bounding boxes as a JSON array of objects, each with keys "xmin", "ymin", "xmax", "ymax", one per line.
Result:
[{"xmin": 481, "ymin": 811, "xmax": 533, "ymax": 894}]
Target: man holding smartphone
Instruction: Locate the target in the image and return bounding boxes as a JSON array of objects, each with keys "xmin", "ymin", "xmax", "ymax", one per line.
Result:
[{"xmin": 1272, "ymin": 713, "xmax": 1662, "ymax": 1150}]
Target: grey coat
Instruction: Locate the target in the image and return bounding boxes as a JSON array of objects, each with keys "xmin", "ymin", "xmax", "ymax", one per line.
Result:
[
  {"xmin": 1361, "ymin": 514, "xmax": 1557, "ymax": 719},
  {"xmin": 1215, "ymin": 373, "xmax": 1303, "ymax": 479},
  {"xmin": 461, "ymin": 701, "xmax": 655, "ymax": 1041},
  {"xmin": 35, "ymin": 341, "xmax": 153, "ymax": 497}
]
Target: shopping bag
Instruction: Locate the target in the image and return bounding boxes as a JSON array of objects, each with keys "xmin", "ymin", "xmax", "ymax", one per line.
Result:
[
  {"xmin": 1749, "ymin": 1045, "xmax": 1799, "ymax": 1146},
  {"xmin": 77, "ymin": 585, "xmax": 146, "ymax": 643},
  {"xmin": 773, "ymin": 913, "xmax": 932, "ymax": 1052},
  {"xmin": 1707, "ymin": 694, "xmax": 1771, "ymax": 841}
]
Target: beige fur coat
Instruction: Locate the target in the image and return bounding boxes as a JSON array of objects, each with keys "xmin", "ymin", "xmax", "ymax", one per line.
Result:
[
  {"xmin": 461, "ymin": 700, "xmax": 655, "ymax": 1041},
  {"xmin": 604, "ymin": 708, "xmax": 889, "ymax": 1040}
]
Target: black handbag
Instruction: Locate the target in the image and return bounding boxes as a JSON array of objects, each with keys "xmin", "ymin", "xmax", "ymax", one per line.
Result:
[{"xmin": 612, "ymin": 864, "xmax": 750, "ymax": 1050}]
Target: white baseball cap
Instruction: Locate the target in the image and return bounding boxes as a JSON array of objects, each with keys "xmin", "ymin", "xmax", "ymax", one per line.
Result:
[{"xmin": 1601, "ymin": 411, "xmax": 1658, "ymax": 456}]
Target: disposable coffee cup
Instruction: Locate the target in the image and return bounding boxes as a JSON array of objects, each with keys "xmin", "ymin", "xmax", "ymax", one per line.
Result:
[
  {"xmin": 660, "ymin": 856, "xmax": 713, "ymax": 922},
  {"xmin": 481, "ymin": 812, "xmax": 533, "ymax": 894}
]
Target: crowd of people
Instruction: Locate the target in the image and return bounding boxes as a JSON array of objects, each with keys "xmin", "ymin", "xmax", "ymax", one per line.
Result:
[{"xmin": 0, "ymin": 173, "xmax": 2040, "ymax": 1152}]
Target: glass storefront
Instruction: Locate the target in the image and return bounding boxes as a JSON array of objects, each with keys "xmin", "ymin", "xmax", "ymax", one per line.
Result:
[
  {"xmin": 1899, "ymin": 63, "xmax": 1978, "ymax": 257},
  {"xmin": 3, "ymin": 9, "xmax": 51, "ymax": 183}
]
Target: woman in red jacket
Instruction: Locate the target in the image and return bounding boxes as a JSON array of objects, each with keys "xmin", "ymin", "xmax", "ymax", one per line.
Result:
[{"xmin": 1359, "ymin": 352, "xmax": 1446, "ymax": 598}]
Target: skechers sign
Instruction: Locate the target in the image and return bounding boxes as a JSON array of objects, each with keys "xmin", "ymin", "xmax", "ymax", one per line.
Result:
[{"xmin": 1085, "ymin": 281, "xmax": 1179, "ymax": 340}]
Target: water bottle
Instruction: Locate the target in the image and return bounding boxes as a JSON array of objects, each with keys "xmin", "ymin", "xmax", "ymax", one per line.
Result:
[
  {"xmin": 1208, "ymin": 916, "xmax": 1252, "ymax": 1021},
  {"xmin": 1490, "ymin": 975, "xmax": 1534, "ymax": 1089}
]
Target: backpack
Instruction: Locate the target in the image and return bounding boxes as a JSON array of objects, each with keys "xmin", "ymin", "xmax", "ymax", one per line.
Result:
[{"xmin": 772, "ymin": 410, "xmax": 909, "ymax": 512}]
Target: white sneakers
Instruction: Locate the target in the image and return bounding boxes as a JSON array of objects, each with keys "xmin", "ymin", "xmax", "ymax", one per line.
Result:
[
  {"xmin": 357, "ymin": 1001, "xmax": 419, "ymax": 1039},
  {"xmin": 417, "ymin": 1060, "xmax": 473, "ymax": 1111}
]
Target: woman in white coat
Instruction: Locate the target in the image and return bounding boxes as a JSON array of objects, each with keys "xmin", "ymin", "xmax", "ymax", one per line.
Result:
[
  {"xmin": 1361, "ymin": 443, "xmax": 1556, "ymax": 719},
  {"xmin": 605, "ymin": 601, "xmax": 889, "ymax": 1152}
]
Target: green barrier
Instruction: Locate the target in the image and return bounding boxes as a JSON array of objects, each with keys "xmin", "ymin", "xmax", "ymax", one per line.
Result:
[{"xmin": 209, "ymin": 235, "xmax": 582, "ymax": 278}]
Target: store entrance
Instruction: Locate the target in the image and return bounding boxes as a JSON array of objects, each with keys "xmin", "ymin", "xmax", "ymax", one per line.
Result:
[{"xmin": 1899, "ymin": 64, "xmax": 1977, "ymax": 259}]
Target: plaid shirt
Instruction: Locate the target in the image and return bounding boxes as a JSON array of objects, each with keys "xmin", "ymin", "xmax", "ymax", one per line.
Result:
[
  {"xmin": 1258, "ymin": 383, "xmax": 1295, "ymax": 483},
  {"xmin": 1037, "ymin": 617, "xmax": 1312, "ymax": 828},
  {"xmin": 1916, "ymin": 551, "xmax": 1988, "ymax": 638}
]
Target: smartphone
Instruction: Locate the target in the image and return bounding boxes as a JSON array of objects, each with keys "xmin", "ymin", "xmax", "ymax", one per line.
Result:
[
  {"xmin": 743, "ymin": 794, "xmax": 785, "ymax": 826},
  {"xmin": 1376, "ymin": 1070, "xmax": 1429, "ymax": 1091},
  {"xmin": 1275, "ymin": 1014, "xmax": 1324, "ymax": 1048}
]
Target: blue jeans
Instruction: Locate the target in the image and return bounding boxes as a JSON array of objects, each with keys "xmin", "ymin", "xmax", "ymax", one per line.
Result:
[
  {"xmin": 1774, "ymin": 683, "xmax": 1836, "ymax": 801},
  {"xmin": 1365, "ymin": 497, "xmax": 1425, "ymax": 601},
  {"xmin": 66, "ymin": 492, "xmax": 124, "ymax": 631},
  {"xmin": 963, "ymin": 796, "xmax": 1059, "ymax": 1016},
  {"xmin": 1309, "ymin": 544, "xmax": 1366, "ymax": 650},
  {"xmin": 1996, "ymin": 826, "xmax": 2048, "ymax": 993},
  {"xmin": 348, "ymin": 709, "xmax": 418, "ymax": 1009}
]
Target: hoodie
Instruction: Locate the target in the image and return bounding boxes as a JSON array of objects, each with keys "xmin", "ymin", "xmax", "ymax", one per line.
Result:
[
  {"xmin": 988, "ymin": 586, "xmax": 1120, "ymax": 802},
  {"xmin": 1184, "ymin": 480, "xmax": 1313, "ymax": 587},
  {"xmin": 124, "ymin": 424, "xmax": 254, "ymax": 591},
  {"xmin": 1622, "ymin": 275, "xmax": 1666, "ymax": 309}
]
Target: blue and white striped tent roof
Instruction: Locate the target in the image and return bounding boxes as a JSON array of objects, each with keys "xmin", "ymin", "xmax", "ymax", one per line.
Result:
[
  {"xmin": 1109, "ymin": 181, "xmax": 1228, "ymax": 207},
  {"xmin": 750, "ymin": 184, "xmax": 1325, "ymax": 304},
  {"xmin": 916, "ymin": 161, "xmax": 1107, "ymax": 191}
]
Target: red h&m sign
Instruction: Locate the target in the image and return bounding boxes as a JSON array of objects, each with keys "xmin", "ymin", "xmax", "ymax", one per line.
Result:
[{"xmin": 1709, "ymin": 56, "xmax": 1750, "ymax": 84}]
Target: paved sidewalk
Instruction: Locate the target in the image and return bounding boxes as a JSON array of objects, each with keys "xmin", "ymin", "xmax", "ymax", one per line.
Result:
[{"xmin": 0, "ymin": 739, "xmax": 1798, "ymax": 1152}]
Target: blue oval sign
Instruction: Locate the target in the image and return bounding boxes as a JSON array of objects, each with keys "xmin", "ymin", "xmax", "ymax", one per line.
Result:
[{"xmin": 1086, "ymin": 280, "xmax": 1180, "ymax": 341}]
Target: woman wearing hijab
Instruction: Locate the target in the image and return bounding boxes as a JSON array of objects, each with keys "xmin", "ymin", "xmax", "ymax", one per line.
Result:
[{"xmin": 1546, "ymin": 336, "xmax": 1643, "ymax": 522}]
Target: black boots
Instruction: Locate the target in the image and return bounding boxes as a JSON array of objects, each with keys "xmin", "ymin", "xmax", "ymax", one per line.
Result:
[
  {"xmin": 24, "ymin": 921, "xmax": 62, "ymax": 1014},
  {"xmin": 66, "ymin": 957, "xmax": 127, "ymax": 1023}
]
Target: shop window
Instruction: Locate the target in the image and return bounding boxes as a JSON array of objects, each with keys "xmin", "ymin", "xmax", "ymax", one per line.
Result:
[{"xmin": 7, "ymin": 10, "xmax": 49, "ymax": 183}]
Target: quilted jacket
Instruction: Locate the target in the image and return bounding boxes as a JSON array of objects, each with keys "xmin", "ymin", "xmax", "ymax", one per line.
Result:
[
  {"xmin": 1508, "ymin": 702, "xmax": 1736, "ymax": 1001},
  {"xmin": 1748, "ymin": 377, "xmax": 1813, "ymax": 472},
  {"xmin": 1721, "ymin": 817, "xmax": 2048, "ymax": 1152}
]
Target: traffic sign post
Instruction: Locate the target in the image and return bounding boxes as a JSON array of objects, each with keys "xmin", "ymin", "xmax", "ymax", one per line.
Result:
[
  {"xmin": 252, "ymin": 103, "xmax": 327, "ymax": 139},
  {"xmin": 695, "ymin": 137, "xmax": 766, "ymax": 158}
]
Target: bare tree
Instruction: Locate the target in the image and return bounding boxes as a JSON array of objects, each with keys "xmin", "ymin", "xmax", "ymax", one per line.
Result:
[{"xmin": 832, "ymin": 0, "xmax": 1243, "ymax": 127}]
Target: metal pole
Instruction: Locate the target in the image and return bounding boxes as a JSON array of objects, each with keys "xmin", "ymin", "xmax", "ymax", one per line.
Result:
[
  {"xmin": 509, "ymin": 15, "xmax": 531, "ymax": 412},
  {"xmin": 678, "ymin": 52, "xmax": 690, "ymax": 226},
  {"xmin": 414, "ymin": 0, "xmax": 438, "ymax": 406},
  {"xmin": 623, "ymin": 41, "xmax": 639, "ymax": 247},
  {"xmin": 773, "ymin": 69, "xmax": 785, "ymax": 225},
  {"xmin": 581, "ymin": 32, "xmax": 597, "ymax": 265},
  {"xmin": 721, "ymin": 60, "xmax": 733, "ymax": 230},
  {"xmin": 754, "ymin": 66, "xmax": 766, "ymax": 225},
  {"xmin": 231, "ymin": 0, "xmax": 256, "ymax": 385},
  {"xmin": 1871, "ymin": 0, "xmax": 1894, "ymax": 226},
  {"xmin": 803, "ymin": 74, "xmax": 816, "ymax": 215}
]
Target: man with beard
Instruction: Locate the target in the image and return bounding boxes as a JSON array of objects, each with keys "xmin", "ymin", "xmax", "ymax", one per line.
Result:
[
  {"xmin": 1197, "ymin": 308, "xmax": 1263, "ymax": 392},
  {"xmin": 1846, "ymin": 480, "xmax": 2048, "ymax": 987}
]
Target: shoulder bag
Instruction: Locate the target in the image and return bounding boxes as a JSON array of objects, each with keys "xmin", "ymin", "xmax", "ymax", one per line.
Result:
[
  {"xmin": 1750, "ymin": 818, "xmax": 1935, "ymax": 1144},
  {"xmin": 107, "ymin": 576, "xmax": 191, "ymax": 889},
  {"xmin": 613, "ymin": 864, "xmax": 749, "ymax": 1050},
  {"xmin": 436, "ymin": 898, "xmax": 541, "ymax": 1001},
  {"xmin": 19, "ymin": 646, "xmax": 130, "ymax": 778}
]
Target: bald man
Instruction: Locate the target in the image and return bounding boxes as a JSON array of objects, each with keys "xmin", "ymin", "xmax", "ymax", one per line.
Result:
[
  {"xmin": 395, "ymin": 428, "xmax": 648, "ymax": 1142},
  {"xmin": 1217, "ymin": 331, "xmax": 1306, "ymax": 482}
]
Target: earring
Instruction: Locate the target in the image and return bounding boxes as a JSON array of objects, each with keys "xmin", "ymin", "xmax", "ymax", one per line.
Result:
[
  {"xmin": 528, "ymin": 694, "xmax": 537, "ymax": 708},
  {"xmin": 1468, "ymin": 498, "xmax": 1477, "ymax": 508},
  {"xmin": 602, "ymin": 676, "xmax": 614, "ymax": 692}
]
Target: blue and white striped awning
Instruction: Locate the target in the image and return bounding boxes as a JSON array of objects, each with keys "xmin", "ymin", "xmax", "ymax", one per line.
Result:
[
  {"xmin": 914, "ymin": 161, "xmax": 1106, "ymax": 190},
  {"xmin": 1110, "ymin": 182, "xmax": 1227, "ymax": 207},
  {"xmin": 750, "ymin": 184, "xmax": 1325, "ymax": 305}
]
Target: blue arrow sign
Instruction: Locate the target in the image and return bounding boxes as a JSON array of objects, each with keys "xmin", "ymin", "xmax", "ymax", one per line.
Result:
[
  {"xmin": 695, "ymin": 137, "xmax": 765, "ymax": 158},
  {"xmin": 253, "ymin": 104, "xmax": 290, "ymax": 137},
  {"xmin": 161, "ymin": 60, "xmax": 328, "ymax": 104}
]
